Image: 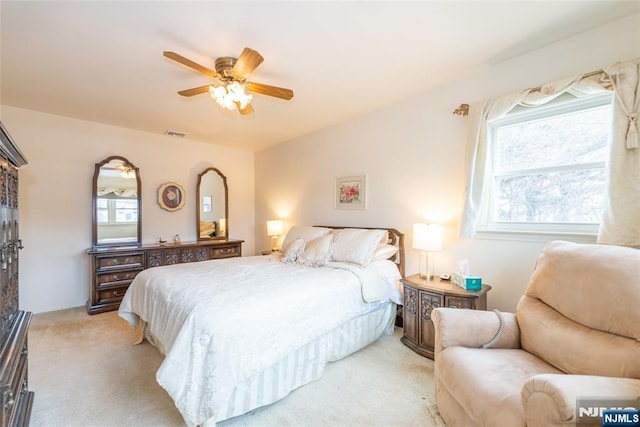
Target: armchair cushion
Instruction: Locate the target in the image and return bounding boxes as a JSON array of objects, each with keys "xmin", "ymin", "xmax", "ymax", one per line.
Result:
[
  {"xmin": 525, "ymin": 241, "xmax": 640, "ymax": 341},
  {"xmin": 435, "ymin": 347, "xmax": 561, "ymax": 426},
  {"xmin": 517, "ymin": 295, "xmax": 640, "ymax": 378}
]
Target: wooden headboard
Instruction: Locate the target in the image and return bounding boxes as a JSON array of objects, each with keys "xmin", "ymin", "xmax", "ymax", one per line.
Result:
[{"xmin": 315, "ymin": 225, "xmax": 405, "ymax": 277}]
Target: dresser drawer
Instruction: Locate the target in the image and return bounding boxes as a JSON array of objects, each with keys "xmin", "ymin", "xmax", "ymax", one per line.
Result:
[
  {"xmin": 211, "ymin": 245, "xmax": 240, "ymax": 258},
  {"xmin": 180, "ymin": 247, "xmax": 209, "ymax": 263},
  {"xmin": 96, "ymin": 269, "xmax": 142, "ymax": 287},
  {"xmin": 97, "ymin": 287, "xmax": 129, "ymax": 304},
  {"xmin": 96, "ymin": 253, "xmax": 144, "ymax": 271},
  {"xmin": 0, "ymin": 312, "xmax": 31, "ymax": 427},
  {"xmin": 1, "ymin": 344, "xmax": 27, "ymax": 427}
]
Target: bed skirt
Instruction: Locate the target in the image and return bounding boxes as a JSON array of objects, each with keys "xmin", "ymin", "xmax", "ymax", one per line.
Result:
[{"xmin": 199, "ymin": 301, "xmax": 397, "ymax": 425}]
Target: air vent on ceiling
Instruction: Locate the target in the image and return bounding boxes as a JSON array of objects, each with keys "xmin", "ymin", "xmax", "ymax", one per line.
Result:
[{"xmin": 164, "ymin": 130, "xmax": 187, "ymax": 138}]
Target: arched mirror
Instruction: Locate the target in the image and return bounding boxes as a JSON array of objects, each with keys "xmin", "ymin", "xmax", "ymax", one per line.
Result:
[
  {"xmin": 92, "ymin": 156, "xmax": 141, "ymax": 247},
  {"xmin": 196, "ymin": 167, "xmax": 228, "ymax": 240}
]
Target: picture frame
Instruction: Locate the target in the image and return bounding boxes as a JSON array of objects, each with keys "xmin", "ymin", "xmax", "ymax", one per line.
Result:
[
  {"xmin": 335, "ymin": 175, "xmax": 367, "ymax": 209},
  {"xmin": 158, "ymin": 182, "xmax": 186, "ymax": 212}
]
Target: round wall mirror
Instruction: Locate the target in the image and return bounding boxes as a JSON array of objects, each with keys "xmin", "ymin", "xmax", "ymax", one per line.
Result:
[
  {"xmin": 196, "ymin": 167, "xmax": 228, "ymax": 240},
  {"xmin": 92, "ymin": 156, "xmax": 141, "ymax": 247}
]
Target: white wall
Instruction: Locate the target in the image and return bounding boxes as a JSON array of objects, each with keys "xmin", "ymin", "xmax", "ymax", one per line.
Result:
[
  {"xmin": 0, "ymin": 106, "xmax": 255, "ymax": 314},
  {"xmin": 255, "ymin": 14, "xmax": 640, "ymax": 312}
]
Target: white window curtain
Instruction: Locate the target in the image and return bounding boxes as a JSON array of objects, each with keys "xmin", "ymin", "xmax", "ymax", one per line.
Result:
[
  {"xmin": 460, "ymin": 58, "xmax": 640, "ymax": 247},
  {"xmin": 598, "ymin": 60, "xmax": 640, "ymax": 246}
]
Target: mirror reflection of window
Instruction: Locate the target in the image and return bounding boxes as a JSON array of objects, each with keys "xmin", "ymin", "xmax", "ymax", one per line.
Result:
[{"xmin": 202, "ymin": 196, "xmax": 212, "ymax": 213}]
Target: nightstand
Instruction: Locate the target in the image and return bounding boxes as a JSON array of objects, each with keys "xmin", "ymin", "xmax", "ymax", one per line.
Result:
[
  {"xmin": 400, "ymin": 274, "xmax": 491, "ymax": 359},
  {"xmin": 261, "ymin": 249, "xmax": 277, "ymax": 255}
]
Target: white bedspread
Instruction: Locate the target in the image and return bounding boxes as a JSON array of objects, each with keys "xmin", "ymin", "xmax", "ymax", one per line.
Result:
[{"xmin": 118, "ymin": 254, "xmax": 400, "ymax": 426}]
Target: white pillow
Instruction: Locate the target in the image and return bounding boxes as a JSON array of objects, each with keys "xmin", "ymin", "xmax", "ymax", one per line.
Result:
[
  {"xmin": 367, "ymin": 259, "xmax": 403, "ymax": 304},
  {"xmin": 281, "ymin": 237, "xmax": 305, "ymax": 264},
  {"xmin": 373, "ymin": 244, "xmax": 398, "ymax": 261},
  {"xmin": 296, "ymin": 233, "xmax": 335, "ymax": 267},
  {"xmin": 331, "ymin": 228, "xmax": 388, "ymax": 266},
  {"xmin": 281, "ymin": 225, "xmax": 332, "ymax": 249}
]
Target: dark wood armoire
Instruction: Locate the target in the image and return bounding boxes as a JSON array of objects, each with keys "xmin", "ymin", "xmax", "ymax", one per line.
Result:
[{"xmin": 0, "ymin": 122, "xmax": 32, "ymax": 426}]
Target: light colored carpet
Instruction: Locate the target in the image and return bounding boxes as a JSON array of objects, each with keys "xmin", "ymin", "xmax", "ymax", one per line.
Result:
[{"xmin": 28, "ymin": 307, "xmax": 444, "ymax": 427}]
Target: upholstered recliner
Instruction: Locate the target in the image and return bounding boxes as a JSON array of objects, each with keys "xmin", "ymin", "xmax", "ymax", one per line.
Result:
[{"xmin": 432, "ymin": 241, "xmax": 640, "ymax": 426}]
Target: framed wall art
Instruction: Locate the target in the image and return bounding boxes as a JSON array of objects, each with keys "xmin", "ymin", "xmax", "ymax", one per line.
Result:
[
  {"xmin": 335, "ymin": 175, "xmax": 367, "ymax": 209},
  {"xmin": 158, "ymin": 182, "xmax": 186, "ymax": 211}
]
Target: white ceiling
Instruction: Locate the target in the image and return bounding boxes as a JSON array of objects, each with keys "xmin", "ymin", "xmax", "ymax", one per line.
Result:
[{"xmin": 1, "ymin": 1, "xmax": 638, "ymax": 152}]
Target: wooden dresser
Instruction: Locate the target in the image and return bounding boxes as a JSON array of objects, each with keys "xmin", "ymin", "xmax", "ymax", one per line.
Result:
[
  {"xmin": 401, "ymin": 274, "xmax": 491, "ymax": 359},
  {"xmin": 0, "ymin": 122, "xmax": 33, "ymax": 427},
  {"xmin": 87, "ymin": 239, "xmax": 243, "ymax": 314}
]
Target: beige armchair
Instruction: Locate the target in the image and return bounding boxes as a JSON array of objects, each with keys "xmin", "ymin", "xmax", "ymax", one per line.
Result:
[{"xmin": 432, "ymin": 241, "xmax": 640, "ymax": 426}]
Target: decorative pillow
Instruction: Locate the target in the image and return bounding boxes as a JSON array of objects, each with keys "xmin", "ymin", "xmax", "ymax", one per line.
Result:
[
  {"xmin": 281, "ymin": 237, "xmax": 305, "ymax": 264},
  {"xmin": 296, "ymin": 233, "xmax": 335, "ymax": 267},
  {"xmin": 331, "ymin": 228, "xmax": 388, "ymax": 266},
  {"xmin": 281, "ymin": 225, "xmax": 332, "ymax": 249},
  {"xmin": 373, "ymin": 244, "xmax": 398, "ymax": 261}
]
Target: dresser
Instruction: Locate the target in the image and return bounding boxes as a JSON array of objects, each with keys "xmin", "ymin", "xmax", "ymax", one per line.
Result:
[
  {"xmin": 0, "ymin": 122, "xmax": 32, "ymax": 427},
  {"xmin": 401, "ymin": 274, "xmax": 491, "ymax": 359},
  {"xmin": 87, "ymin": 239, "xmax": 243, "ymax": 314}
]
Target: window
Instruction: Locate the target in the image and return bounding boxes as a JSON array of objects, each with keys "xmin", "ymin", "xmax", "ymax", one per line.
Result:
[
  {"xmin": 97, "ymin": 198, "xmax": 138, "ymax": 224},
  {"xmin": 481, "ymin": 92, "xmax": 612, "ymax": 235}
]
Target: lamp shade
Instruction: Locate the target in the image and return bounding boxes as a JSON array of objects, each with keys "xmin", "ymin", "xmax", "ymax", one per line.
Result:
[
  {"xmin": 412, "ymin": 223, "xmax": 444, "ymax": 251},
  {"xmin": 218, "ymin": 218, "xmax": 226, "ymax": 236},
  {"xmin": 267, "ymin": 220, "xmax": 284, "ymax": 237}
]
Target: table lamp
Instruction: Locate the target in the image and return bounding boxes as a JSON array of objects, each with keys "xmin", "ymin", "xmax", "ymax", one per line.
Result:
[
  {"xmin": 267, "ymin": 220, "xmax": 284, "ymax": 251},
  {"xmin": 412, "ymin": 223, "xmax": 444, "ymax": 280}
]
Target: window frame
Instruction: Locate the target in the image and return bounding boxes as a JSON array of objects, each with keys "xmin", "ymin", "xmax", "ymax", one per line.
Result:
[
  {"xmin": 477, "ymin": 91, "xmax": 613, "ymax": 240},
  {"xmin": 96, "ymin": 197, "xmax": 138, "ymax": 226}
]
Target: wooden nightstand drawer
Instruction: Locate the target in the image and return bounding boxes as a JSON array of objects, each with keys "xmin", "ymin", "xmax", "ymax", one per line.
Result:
[{"xmin": 446, "ymin": 296, "xmax": 475, "ymax": 309}]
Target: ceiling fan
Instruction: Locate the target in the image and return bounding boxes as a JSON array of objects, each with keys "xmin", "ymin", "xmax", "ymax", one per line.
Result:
[{"xmin": 163, "ymin": 47, "xmax": 294, "ymax": 115}]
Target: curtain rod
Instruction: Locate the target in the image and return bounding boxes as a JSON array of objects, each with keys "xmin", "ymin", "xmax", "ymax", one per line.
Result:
[{"xmin": 452, "ymin": 67, "xmax": 608, "ymax": 116}]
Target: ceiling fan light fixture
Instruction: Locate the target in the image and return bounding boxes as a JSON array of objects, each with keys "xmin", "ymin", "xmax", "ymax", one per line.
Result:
[
  {"xmin": 209, "ymin": 82, "xmax": 252, "ymax": 111},
  {"xmin": 120, "ymin": 165, "xmax": 135, "ymax": 179}
]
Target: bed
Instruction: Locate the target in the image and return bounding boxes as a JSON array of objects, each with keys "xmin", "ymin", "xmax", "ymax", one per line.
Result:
[{"xmin": 118, "ymin": 225, "xmax": 405, "ymax": 426}]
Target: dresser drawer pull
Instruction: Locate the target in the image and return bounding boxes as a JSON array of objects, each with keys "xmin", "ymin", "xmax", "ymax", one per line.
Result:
[
  {"xmin": 112, "ymin": 289, "xmax": 125, "ymax": 297},
  {"xmin": 4, "ymin": 390, "xmax": 14, "ymax": 409}
]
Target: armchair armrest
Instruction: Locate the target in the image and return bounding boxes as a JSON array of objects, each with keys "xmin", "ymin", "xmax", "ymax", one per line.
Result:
[
  {"xmin": 522, "ymin": 374, "xmax": 640, "ymax": 427},
  {"xmin": 432, "ymin": 307, "xmax": 521, "ymax": 357}
]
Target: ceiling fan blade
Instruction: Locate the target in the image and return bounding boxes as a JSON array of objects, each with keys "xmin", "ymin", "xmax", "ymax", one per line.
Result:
[
  {"xmin": 238, "ymin": 103, "xmax": 255, "ymax": 115},
  {"xmin": 245, "ymin": 82, "xmax": 294, "ymax": 100},
  {"xmin": 231, "ymin": 48, "xmax": 264, "ymax": 80},
  {"xmin": 177, "ymin": 85, "xmax": 211, "ymax": 97},
  {"xmin": 163, "ymin": 51, "xmax": 219, "ymax": 79}
]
